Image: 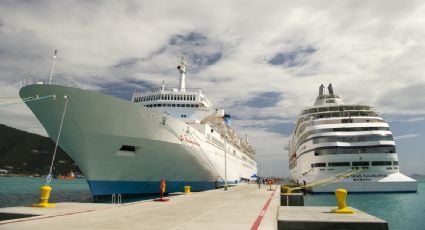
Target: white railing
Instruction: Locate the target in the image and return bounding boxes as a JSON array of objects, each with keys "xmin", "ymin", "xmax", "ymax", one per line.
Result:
[{"xmin": 20, "ymin": 76, "xmax": 86, "ymax": 89}]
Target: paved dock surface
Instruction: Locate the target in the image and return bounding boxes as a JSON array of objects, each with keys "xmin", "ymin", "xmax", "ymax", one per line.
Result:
[
  {"xmin": 0, "ymin": 184, "xmax": 279, "ymax": 230},
  {"xmin": 277, "ymin": 206, "xmax": 388, "ymax": 230}
]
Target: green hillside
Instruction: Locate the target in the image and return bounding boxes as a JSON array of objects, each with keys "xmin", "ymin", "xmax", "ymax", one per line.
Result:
[{"xmin": 0, "ymin": 124, "xmax": 81, "ymax": 176}]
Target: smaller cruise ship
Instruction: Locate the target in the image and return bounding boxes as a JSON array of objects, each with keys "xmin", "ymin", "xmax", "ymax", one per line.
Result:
[{"xmin": 288, "ymin": 84, "xmax": 417, "ymax": 193}]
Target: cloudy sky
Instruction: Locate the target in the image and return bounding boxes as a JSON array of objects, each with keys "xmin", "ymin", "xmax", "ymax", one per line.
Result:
[{"xmin": 1, "ymin": 0, "xmax": 425, "ymax": 177}]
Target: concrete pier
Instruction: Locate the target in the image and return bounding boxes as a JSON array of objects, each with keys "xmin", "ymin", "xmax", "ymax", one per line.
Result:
[
  {"xmin": 277, "ymin": 206, "xmax": 388, "ymax": 230},
  {"xmin": 0, "ymin": 184, "xmax": 279, "ymax": 230}
]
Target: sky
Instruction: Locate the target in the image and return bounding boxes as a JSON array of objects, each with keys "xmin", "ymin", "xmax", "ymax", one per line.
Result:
[{"xmin": 0, "ymin": 0, "xmax": 425, "ymax": 177}]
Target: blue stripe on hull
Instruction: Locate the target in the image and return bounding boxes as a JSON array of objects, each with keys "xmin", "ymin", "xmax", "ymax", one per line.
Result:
[{"xmin": 87, "ymin": 180, "xmax": 217, "ymax": 196}]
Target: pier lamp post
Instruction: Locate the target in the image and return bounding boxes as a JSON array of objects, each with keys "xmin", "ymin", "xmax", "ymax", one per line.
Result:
[
  {"xmin": 223, "ymin": 114, "xmax": 232, "ymax": 191},
  {"xmin": 224, "ymin": 126, "xmax": 228, "ymax": 191}
]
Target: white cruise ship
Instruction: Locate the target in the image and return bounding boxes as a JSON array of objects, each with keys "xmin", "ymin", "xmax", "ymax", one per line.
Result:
[
  {"xmin": 20, "ymin": 58, "xmax": 257, "ymax": 198},
  {"xmin": 288, "ymin": 84, "xmax": 417, "ymax": 193}
]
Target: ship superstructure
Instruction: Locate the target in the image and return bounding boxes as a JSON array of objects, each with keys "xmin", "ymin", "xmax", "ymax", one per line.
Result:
[
  {"xmin": 20, "ymin": 58, "xmax": 257, "ymax": 197},
  {"xmin": 288, "ymin": 84, "xmax": 417, "ymax": 192}
]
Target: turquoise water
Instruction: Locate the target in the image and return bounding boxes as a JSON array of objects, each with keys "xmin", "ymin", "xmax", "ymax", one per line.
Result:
[
  {"xmin": 304, "ymin": 182, "xmax": 425, "ymax": 230},
  {"xmin": 1, "ymin": 177, "xmax": 424, "ymax": 229},
  {"xmin": 0, "ymin": 176, "xmax": 92, "ymax": 208}
]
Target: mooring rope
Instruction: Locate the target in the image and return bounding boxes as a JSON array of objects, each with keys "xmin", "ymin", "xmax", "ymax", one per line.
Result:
[
  {"xmin": 45, "ymin": 96, "xmax": 69, "ymax": 185},
  {"xmin": 288, "ymin": 168, "xmax": 363, "ymax": 193},
  {"xmin": 0, "ymin": 95, "xmax": 55, "ymax": 107}
]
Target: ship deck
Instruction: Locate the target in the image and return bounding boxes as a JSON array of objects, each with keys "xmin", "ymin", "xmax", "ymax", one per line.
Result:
[{"xmin": 0, "ymin": 183, "xmax": 279, "ymax": 230}]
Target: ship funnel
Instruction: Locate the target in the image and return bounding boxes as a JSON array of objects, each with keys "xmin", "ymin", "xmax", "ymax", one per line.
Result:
[
  {"xmin": 319, "ymin": 84, "xmax": 324, "ymax": 96},
  {"xmin": 328, "ymin": 83, "xmax": 334, "ymax": 95}
]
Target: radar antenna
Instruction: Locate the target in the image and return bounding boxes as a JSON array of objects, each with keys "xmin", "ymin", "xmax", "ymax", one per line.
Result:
[{"xmin": 177, "ymin": 57, "xmax": 189, "ymax": 92}]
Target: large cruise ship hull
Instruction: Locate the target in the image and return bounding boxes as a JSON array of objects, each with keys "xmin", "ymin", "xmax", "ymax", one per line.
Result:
[
  {"xmin": 294, "ymin": 171, "xmax": 417, "ymax": 193},
  {"xmin": 20, "ymin": 84, "xmax": 256, "ymax": 196}
]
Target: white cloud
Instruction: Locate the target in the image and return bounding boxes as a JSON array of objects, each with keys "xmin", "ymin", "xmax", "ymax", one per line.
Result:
[{"xmin": 1, "ymin": 0, "xmax": 425, "ymax": 176}]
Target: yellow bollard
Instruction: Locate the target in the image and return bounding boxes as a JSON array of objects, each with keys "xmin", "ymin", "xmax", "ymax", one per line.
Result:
[
  {"xmin": 32, "ymin": 185, "xmax": 56, "ymax": 208},
  {"xmin": 281, "ymin": 186, "xmax": 291, "ymax": 194},
  {"xmin": 184, "ymin": 186, "xmax": 191, "ymax": 194},
  {"xmin": 331, "ymin": 188, "xmax": 354, "ymax": 214}
]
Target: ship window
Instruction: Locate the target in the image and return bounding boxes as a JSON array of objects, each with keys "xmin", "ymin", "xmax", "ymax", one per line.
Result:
[
  {"xmin": 190, "ymin": 104, "xmax": 194, "ymax": 107},
  {"xmin": 341, "ymin": 118, "xmax": 353, "ymax": 123},
  {"xmin": 328, "ymin": 162, "xmax": 350, "ymax": 167},
  {"xmin": 157, "ymin": 104, "xmax": 162, "ymax": 107},
  {"xmin": 372, "ymin": 161, "xmax": 392, "ymax": 166},
  {"xmin": 393, "ymin": 161, "xmax": 398, "ymax": 166},
  {"xmin": 195, "ymin": 104, "xmax": 199, "ymax": 108},
  {"xmin": 186, "ymin": 104, "xmax": 190, "ymax": 107},
  {"xmin": 172, "ymin": 104, "xmax": 176, "ymax": 107},
  {"xmin": 313, "ymin": 146, "xmax": 396, "ymax": 156},
  {"xmin": 177, "ymin": 104, "xmax": 181, "ymax": 107},
  {"xmin": 311, "ymin": 163, "xmax": 326, "ymax": 168},
  {"xmin": 120, "ymin": 145, "xmax": 136, "ymax": 152},
  {"xmin": 352, "ymin": 161, "xmax": 369, "ymax": 166},
  {"xmin": 184, "ymin": 95, "xmax": 187, "ymax": 100}
]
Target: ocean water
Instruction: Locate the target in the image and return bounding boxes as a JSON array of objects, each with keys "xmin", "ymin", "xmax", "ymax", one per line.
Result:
[
  {"xmin": 304, "ymin": 181, "xmax": 425, "ymax": 230},
  {"xmin": 0, "ymin": 176, "xmax": 92, "ymax": 208},
  {"xmin": 0, "ymin": 177, "xmax": 424, "ymax": 229}
]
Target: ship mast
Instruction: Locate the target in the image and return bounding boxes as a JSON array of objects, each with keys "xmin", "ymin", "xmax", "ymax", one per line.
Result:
[{"xmin": 177, "ymin": 57, "xmax": 188, "ymax": 92}]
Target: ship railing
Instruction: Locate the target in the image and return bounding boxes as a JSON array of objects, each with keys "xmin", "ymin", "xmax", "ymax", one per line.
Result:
[
  {"xmin": 144, "ymin": 87, "xmax": 203, "ymax": 93},
  {"xmin": 20, "ymin": 76, "xmax": 87, "ymax": 89}
]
